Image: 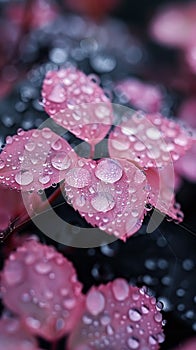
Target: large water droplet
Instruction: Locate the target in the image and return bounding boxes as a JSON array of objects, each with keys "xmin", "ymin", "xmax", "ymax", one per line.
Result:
[
  {"xmin": 91, "ymin": 192, "xmax": 115, "ymax": 212},
  {"xmin": 127, "ymin": 337, "xmax": 140, "ymax": 349},
  {"xmin": 95, "ymin": 159, "xmax": 123, "ymax": 183},
  {"xmin": 51, "ymin": 152, "xmax": 71, "ymax": 170},
  {"xmin": 15, "ymin": 171, "xmax": 34, "ymax": 186},
  {"xmin": 34, "ymin": 262, "xmax": 52, "ymax": 274},
  {"xmin": 24, "ymin": 142, "xmax": 35, "ymax": 152},
  {"xmin": 112, "ymin": 279, "xmax": 129, "ymax": 301},
  {"xmin": 146, "ymin": 127, "xmax": 161, "ymax": 140},
  {"xmin": 48, "ymin": 85, "xmax": 66, "ymax": 103},
  {"xmin": 26, "ymin": 317, "xmax": 41, "ymax": 329},
  {"xmin": 66, "ymin": 167, "xmax": 91, "ymax": 188},
  {"xmin": 86, "ymin": 289, "xmax": 105, "ymax": 316},
  {"xmin": 128, "ymin": 309, "xmax": 142, "ymax": 322}
]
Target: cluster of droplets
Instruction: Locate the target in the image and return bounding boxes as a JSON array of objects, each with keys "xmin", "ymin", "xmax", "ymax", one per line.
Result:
[
  {"xmin": 108, "ymin": 111, "xmax": 193, "ymax": 169},
  {"xmin": 42, "ymin": 68, "xmax": 113, "ymax": 146},
  {"xmin": 0, "ymin": 127, "xmax": 77, "ymax": 191},
  {"xmin": 68, "ymin": 280, "xmax": 165, "ymax": 350},
  {"xmin": 64, "ymin": 157, "xmax": 148, "ymax": 240},
  {"xmin": 0, "ymin": 240, "xmax": 84, "ymax": 341}
]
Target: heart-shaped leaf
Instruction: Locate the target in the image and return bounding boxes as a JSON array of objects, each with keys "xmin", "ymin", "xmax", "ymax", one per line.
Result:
[
  {"xmin": 1, "ymin": 240, "xmax": 84, "ymax": 341},
  {"xmin": 42, "ymin": 68, "xmax": 113, "ymax": 146},
  {"xmin": 108, "ymin": 111, "xmax": 193, "ymax": 169},
  {"xmin": 63, "ymin": 157, "xmax": 148, "ymax": 241},
  {"xmin": 0, "ymin": 128, "xmax": 78, "ymax": 191},
  {"xmin": 68, "ymin": 279, "xmax": 165, "ymax": 350}
]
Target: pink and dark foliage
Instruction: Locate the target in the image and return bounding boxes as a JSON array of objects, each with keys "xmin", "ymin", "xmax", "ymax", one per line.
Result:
[
  {"xmin": 68, "ymin": 279, "xmax": 165, "ymax": 350},
  {"xmin": 174, "ymin": 338, "xmax": 196, "ymax": 350},
  {"xmin": 0, "ymin": 240, "xmax": 84, "ymax": 341},
  {"xmin": 0, "ymin": 68, "xmax": 193, "ymax": 241}
]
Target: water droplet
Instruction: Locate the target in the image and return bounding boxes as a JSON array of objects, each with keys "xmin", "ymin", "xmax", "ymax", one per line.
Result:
[
  {"xmin": 48, "ymin": 85, "xmax": 66, "ymax": 103},
  {"xmin": 86, "ymin": 289, "xmax": 105, "ymax": 316},
  {"xmin": 51, "ymin": 140, "xmax": 62, "ymax": 151},
  {"xmin": 106, "ymin": 324, "xmax": 114, "ymax": 335},
  {"xmin": 0, "ymin": 159, "xmax": 5, "ymax": 169},
  {"xmin": 141, "ymin": 305, "xmax": 149, "ymax": 314},
  {"xmin": 111, "ymin": 139, "xmax": 130, "ymax": 151},
  {"xmin": 148, "ymin": 335, "xmax": 158, "ymax": 345},
  {"xmin": 66, "ymin": 167, "xmax": 91, "ymax": 188},
  {"xmin": 15, "ymin": 171, "xmax": 34, "ymax": 186},
  {"xmin": 112, "ymin": 279, "xmax": 129, "ymax": 301},
  {"xmin": 128, "ymin": 309, "xmax": 142, "ymax": 322},
  {"xmin": 83, "ymin": 315, "xmax": 93, "ymax": 325},
  {"xmin": 24, "ymin": 142, "xmax": 35, "ymax": 152},
  {"xmin": 154, "ymin": 313, "xmax": 162, "ymax": 323},
  {"xmin": 4, "ymin": 261, "xmax": 24, "ymax": 286},
  {"xmin": 34, "ymin": 262, "xmax": 52, "ymax": 274},
  {"xmin": 91, "ymin": 192, "xmax": 115, "ymax": 212},
  {"xmin": 100, "ymin": 315, "xmax": 110, "ymax": 326},
  {"xmin": 26, "ymin": 317, "xmax": 41, "ymax": 329},
  {"xmin": 146, "ymin": 127, "xmax": 161, "ymax": 140},
  {"xmin": 127, "ymin": 337, "xmax": 140, "ymax": 349},
  {"xmin": 51, "ymin": 152, "xmax": 71, "ymax": 170},
  {"xmin": 95, "ymin": 105, "xmax": 111, "ymax": 119},
  {"xmin": 95, "ymin": 159, "xmax": 123, "ymax": 183},
  {"xmin": 63, "ymin": 298, "xmax": 76, "ymax": 309},
  {"xmin": 38, "ymin": 175, "xmax": 50, "ymax": 184}
]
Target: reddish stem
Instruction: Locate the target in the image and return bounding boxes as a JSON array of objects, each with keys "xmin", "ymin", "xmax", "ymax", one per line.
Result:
[{"xmin": 90, "ymin": 144, "xmax": 95, "ymax": 159}]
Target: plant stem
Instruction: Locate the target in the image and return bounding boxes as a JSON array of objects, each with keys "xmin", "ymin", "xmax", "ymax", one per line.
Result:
[{"xmin": 90, "ymin": 144, "xmax": 95, "ymax": 158}]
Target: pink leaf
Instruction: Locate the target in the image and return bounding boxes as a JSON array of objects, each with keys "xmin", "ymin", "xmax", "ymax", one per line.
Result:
[
  {"xmin": 0, "ymin": 128, "xmax": 78, "ymax": 191},
  {"xmin": 175, "ymin": 338, "xmax": 196, "ymax": 350},
  {"xmin": 0, "ymin": 240, "xmax": 84, "ymax": 341},
  {"xmin": 149, "ymin": 3, "xmax": 196, "ymax": 49},
  {"xmin": 64, "ymin": 157, "xmax": 148, "ymax": 241},
  {"xmin": 42, "ymin": 68, "xmax": 113, "ymax": 146},
  {"xmin": 67, "ymin": 279, "xmax": 165, "ymax": 350},
  {"xmin": 108, "ymin": 111, "xmax": 193, "ymax": 169},
  {"xmin": 115, "ymin": 78, "xmax": 162, "ymax": 113},
  {"xmin": 0, "ymin": 316, "xmax": 40, "ymax": 350}
]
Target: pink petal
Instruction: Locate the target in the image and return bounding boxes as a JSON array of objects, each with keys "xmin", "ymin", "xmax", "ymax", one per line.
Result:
[
  {"xmin": 175, "ymin": 140, "xmax": 196, "ymax": 182},
  {"xmin": 0, "ymin": 240, "xmax": 84, "ymax": 341},
  {"xmin": 175, "ymin": 338, "xmax": 196, "ymax": 350},
  {"xmin": 0, "ymin": 128, "xmax": 78, "ymax": 191},
  {"xmin": 0, "ymin": 316, "xmax": 39, "ymax": 350},
  {"xmin": 149, "ymin": 3, "xmax": 196, "ymax": 48},
  {"xmin": 64, "ymin": 157, "xmax": 148, "ymax": 241},
  {"xmin": 5, "ymin": 0, "xmax": 58, "ymax": 29},
  {"xmin": 42, "ymin": 68, "xmax": 113, "ymax": 146},
  {"xmin": 178, "ymin": 97, "xmax": 196, "ymax": 128},
  {"xmin": 185, "ymin": 45, "xmax": 196, "ymax": 74},
  {"xmin": 115, "ymin": 79, "xmax": 162, "ymax": 113},
  {"xmin": 108, "ymin": 112, "xmax": 193, "ymax": 169},
  {"xmin": 67, "ymin": 279, "xmax": 165, "ymax": 350}
]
